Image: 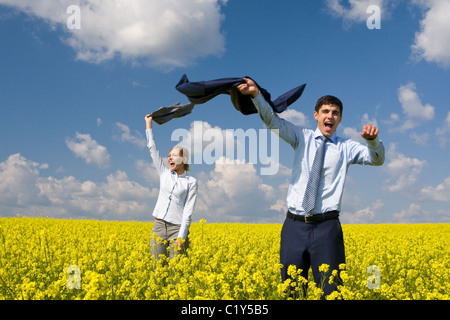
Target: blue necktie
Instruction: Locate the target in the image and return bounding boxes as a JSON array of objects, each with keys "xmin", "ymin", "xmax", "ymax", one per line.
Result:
[{"xmin": 302, "ymin": 136, "xmax": 327, "ymax": 213}]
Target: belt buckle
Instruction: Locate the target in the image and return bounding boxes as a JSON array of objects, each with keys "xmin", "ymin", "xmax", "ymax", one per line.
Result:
[{"xmin": 304, "ymin": 215, "xmax": 314, "ymax": 223}]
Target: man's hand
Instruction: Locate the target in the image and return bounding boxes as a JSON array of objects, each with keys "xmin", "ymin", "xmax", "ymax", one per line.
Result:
[
  {"xmin": 361, "ymin": 124, "xmax": 379, "ymax": 140},
  {"xmin": 237, "ymin": 77, "xmax": 260, "ymax": 98}
]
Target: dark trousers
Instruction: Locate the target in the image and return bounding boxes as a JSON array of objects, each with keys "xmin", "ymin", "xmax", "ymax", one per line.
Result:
[{"xmin": 280, "ymin": 214, "xmax": 345, "ymax": 298}]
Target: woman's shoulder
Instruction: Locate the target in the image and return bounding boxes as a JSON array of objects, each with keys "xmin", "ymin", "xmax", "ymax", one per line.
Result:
[{"xmin": 184, "ymin": 174, "xmax": 198, "ymax": 186}]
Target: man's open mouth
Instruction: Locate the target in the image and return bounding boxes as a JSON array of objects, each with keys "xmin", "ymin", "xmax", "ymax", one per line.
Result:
[{"xmin": 325, "ymin": 122, "xmax": 333, "ymax": 129}]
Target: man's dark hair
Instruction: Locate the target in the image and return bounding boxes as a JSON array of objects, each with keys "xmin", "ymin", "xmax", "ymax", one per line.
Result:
[{"xmin": 315, "ymin": 95, "xmax": 343, "ymax": 115}]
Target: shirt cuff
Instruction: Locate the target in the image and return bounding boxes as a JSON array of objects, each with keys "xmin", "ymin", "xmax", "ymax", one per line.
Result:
[
  {"xmin": 366, "ymin": 137, "xmax": 380, "ymax": 149},
  {"xmin": 251, "ymin": 92, "xmax": 273, "ymax": 116},
  {"xmin": 251, "ymin": 92, "xmax": 263, "ymax": 105}
]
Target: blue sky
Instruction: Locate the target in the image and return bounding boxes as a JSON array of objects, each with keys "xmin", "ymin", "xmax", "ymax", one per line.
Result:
[{"xmin": 1, "ymin": 0, "xmax": 449, "ymax": 224}]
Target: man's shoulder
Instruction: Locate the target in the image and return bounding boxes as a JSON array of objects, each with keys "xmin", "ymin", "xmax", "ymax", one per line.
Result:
[
  {"xmin": 333, "ymin": 135, "xmax": 368, "ymax": 152},
  {"xmin": 301, "ymin": 127, "xmax": 315, "ymax": 136}
]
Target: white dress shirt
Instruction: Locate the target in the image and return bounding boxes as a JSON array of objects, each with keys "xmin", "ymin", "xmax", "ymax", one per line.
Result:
[
  {"xmin": 146, "ymin": 129, "xmax": 198, "ymax": 239},
  {"xmin": 252, "ymin": 93, "xmax": 385, "ymax": 215}
]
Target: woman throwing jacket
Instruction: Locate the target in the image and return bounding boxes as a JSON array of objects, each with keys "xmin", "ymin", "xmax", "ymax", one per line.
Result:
[{"xmin": 145, "ymin": 114, "xmax": 198, "ymax": 260}]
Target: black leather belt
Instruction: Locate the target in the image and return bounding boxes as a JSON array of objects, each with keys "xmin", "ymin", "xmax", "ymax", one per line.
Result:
[{"xmin": 286, "ymin": 211, "xmax": 339, "ymax": 223}]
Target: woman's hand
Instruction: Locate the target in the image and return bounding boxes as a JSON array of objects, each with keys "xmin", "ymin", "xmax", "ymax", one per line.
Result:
[
  {"xmin": 175, "ymin": 238, "xmax": 185, "ymax": 252},
  {"xmin": 145, "ymin": 114, "xmax": 153, "ymax": 129}
]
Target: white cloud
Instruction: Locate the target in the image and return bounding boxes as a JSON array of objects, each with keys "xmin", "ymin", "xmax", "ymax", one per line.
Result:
[
  {"xmin": 278, "ymin": 109, "xmax": 310, "ymax": 127},
  {"xmin": 409, "ymin": 132, "xmax": 430, "ymax": 146},
  {"xmin": 326, "ymin": 0, "xmax": 386, "ymax": 26},
  {"xmin": 361, "ymin": 113, "xmax": 378, "ymax": 128},
  {"xmin": 0, "ymin": 0, "xmax": 227, "ymax": 67},
  {"xmin": 103, "ymin": 170, "xmax": 152, "ymax": 202},
  {"xmin": 436, "ymin": 209, "xmax": 450, "ymax": 222},
  {"xmin": 341, "ymin": 113, "xmax": 378, "ymax": 143},
  {"xmin": 0, "ymin": 151, "xmax": 287, "ymax": 222},
  {"xmin": 114, "ymin": 122, "xmax": 146, "ymax": 149},
  {"xmin": 342, "ymin": 126, "xmax": 365, "ymax": 143},
  {"xmin": 326, "ymin": 0, "xmax": 450, "ymax": 69},
  {"xmin": 383, "ymin": 113, "xmax": 400, "ymax": 127},
  {"xmin": 2, "ymin": 151, "xmax": 449, "ymax": 223},
  {"xmin": 173, "ymin": 121, "xmax": 238, "ymax": 164},
  {"xmin": 341, "ymin": 199, "xmax": 384, "ymax": 224},
  {"xmin": 172, "ymin": 121, "xmax": 280, "ymax": 173},
  {"xmin": 268, "ymin": 162, "xmax": 292, "ymax": 179},
  {"xmin": 66, "ymin": 132, "xmax": 111, "ymax": 168},
  {"xmin": 436, "ymin": 111, "xmax": 450, "ymax": 147},
  {"xmin": 39, "ymin": 170, "xmax": 155, "ymax": 220},
  {"xmin": 135, "ymin": 159, "xmax": 159, "ymax": 187},
  {"xmin": 396, "ymin": 82, "xmax": 435, "ymax": 132},
  {"xmin": 0, "ymin": 154, "xmax": 49, "ymax": 207},
  {"xmin": 195, "ymin": 157, "xmax": 284, "ymax": 223},
  {"xmin": 0, "ymin": 153, "xmax": 156, "ymax": 220},
  {"xmin": 392, "ymin": 203, "xmax": 432, "ymax": 223},
  {"xmin": 420, "ymin": 176, "xmax": 450, "ymax": 202},
  {"xmin": 384, "ymin": 143, "xmax": 427, "ymax": 194},
  {"xmin": 167, "ymin": 120, "xmax": 277, "ymax": 173},
  {"xmin": 411, "ymin": 0, "xmax": 450, "ymax": 68}
]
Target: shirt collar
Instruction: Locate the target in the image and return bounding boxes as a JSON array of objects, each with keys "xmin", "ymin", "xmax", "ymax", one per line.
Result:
[
  {"xmin": 314, "ymin": 128, "xmax": 338, "ymax": 144},
  {"xmin": 171, "ymin": 170, "xmax": 187, "ymax": 177}
]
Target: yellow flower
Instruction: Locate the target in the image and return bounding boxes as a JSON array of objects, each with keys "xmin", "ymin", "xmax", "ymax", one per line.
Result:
[
  {"xmin": 318, "ymin": 263, "xmax": 329, "ymax": 274},
  {"xmin": 1, "ymin": 217, "xmax": 449, "ymax": 300}
]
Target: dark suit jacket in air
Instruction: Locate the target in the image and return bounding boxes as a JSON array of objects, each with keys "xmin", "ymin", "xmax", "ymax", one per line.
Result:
[
  {"xmin": 150, "ymin": 102, "xmax": 195, "ymax": 125},
  {"xmin": 175, "ymin": 74, "xmax": 306, "ymax": 116}
]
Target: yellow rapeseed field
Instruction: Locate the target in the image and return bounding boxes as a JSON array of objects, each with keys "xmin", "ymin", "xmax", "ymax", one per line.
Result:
[{"xmin": 0, "ymin": 216, "xmax": 449, "ymax": 300}]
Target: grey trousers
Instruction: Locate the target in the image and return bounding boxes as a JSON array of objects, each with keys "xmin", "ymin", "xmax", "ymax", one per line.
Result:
[{"xmin": 150, "ymin": 219, "xmax": 189, "ymax": 260}]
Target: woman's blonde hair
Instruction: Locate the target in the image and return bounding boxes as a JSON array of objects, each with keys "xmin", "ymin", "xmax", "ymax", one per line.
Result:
[{"xmin": 179, "ymin": 147, "xmax": 190, "ymax": 172}]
